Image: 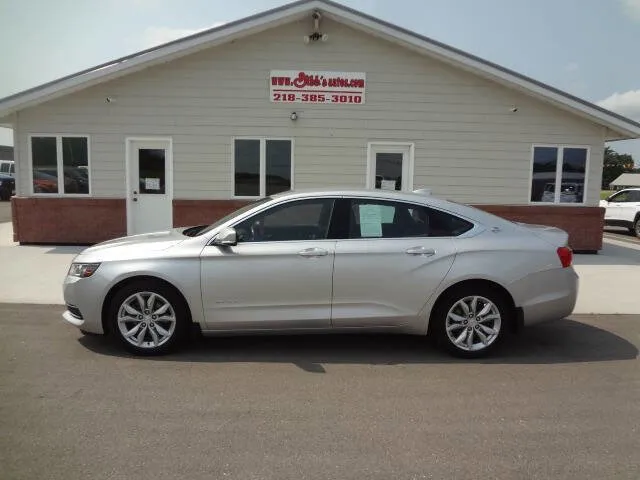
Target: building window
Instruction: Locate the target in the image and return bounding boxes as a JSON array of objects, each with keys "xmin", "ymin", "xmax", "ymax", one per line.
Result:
[
  {"xmin": 530, "ymin": 145, "xmax": 588, "ymax": 204},
  {"xmin": 31, "ymin": 135, "xmax": 90, "ymax": 195},
  {"xmin": 234, "ymin": 138, "xmax": 292, "ymax": 197}
]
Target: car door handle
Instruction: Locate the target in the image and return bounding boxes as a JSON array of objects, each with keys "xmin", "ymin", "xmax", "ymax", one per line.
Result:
[
  {"xmin": 298, "ymin": 247, "xmax": 328, "ymax": 258},
  {"xmin": 406, "ymin": 246, "xmax": 436, "ymax": 256}
]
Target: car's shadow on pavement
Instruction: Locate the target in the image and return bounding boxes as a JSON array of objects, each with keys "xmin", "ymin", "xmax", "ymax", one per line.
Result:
[{"xmin": 78, "ymin": 317, "xmax": 638, "ymax": 370}]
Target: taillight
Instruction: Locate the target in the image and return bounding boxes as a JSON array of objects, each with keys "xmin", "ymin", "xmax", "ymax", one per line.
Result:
[{"xmin": 557, "ymin": 246, "xmax": 573, "ymax": 268}]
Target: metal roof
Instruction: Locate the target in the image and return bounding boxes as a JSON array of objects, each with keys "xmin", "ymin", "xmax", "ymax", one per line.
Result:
[{"xmin": 610, "ymin": 173, "xmax": 640, "ymax": 187}]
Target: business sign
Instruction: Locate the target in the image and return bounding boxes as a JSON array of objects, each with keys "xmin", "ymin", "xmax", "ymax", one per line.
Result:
[{"xmin": 270, "ymin": 70, "xmax": 366, "ymax": 104}]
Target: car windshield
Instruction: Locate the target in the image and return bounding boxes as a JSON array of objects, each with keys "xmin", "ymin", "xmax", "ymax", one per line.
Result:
[{"xmin": 190, "ymin": 197, "xmax": 273, "ymax": 236}]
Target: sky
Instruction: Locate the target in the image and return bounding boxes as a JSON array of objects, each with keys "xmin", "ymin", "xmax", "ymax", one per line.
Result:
[{"xmin": 1, "ymin": 0, "xmax": 639, "ymax": 163}]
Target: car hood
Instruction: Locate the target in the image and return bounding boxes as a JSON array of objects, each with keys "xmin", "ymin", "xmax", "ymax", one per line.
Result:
[{"xmin": 76, "ymin": 229, "xmax": 187, "ymax": 261}]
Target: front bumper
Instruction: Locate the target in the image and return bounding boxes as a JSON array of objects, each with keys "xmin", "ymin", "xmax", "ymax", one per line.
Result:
[{"xmin": 62, "ymin": 273, "xmax": 108, "ymax": 334}]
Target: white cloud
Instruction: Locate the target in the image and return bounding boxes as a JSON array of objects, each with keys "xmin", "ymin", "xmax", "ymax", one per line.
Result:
[
  {"xmin": 621, "ymin": 0, "xmax": 640, "ymax": 21},
  {"xmin": 141, "ymin": 22, "xmax": 226, "ymax": 48},
  {"xmin": 597, "ymin": 90, "xmax": 640, "ymax": 120}
]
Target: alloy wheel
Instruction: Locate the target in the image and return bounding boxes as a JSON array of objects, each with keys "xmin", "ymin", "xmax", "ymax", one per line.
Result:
[
  {"xmin": 445, "ymin": 295, "xmax": 502, "ymax": 352},
  {"xmin": 117, "ymin": 292, "xmax": 177, "ymax": 349}
]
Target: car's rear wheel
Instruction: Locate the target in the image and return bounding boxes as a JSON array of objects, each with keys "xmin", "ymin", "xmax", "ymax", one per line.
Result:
[
  {"xmin": 432, "ymin": 286, "xmax": 510, "ymax": 358},
  {"xmin": 633, "ymin": 218, "xmax": 640, "ymax": 238},
  {"xmin": 108, "ymin": 280, "xmax": 189, "ymax": 355}
]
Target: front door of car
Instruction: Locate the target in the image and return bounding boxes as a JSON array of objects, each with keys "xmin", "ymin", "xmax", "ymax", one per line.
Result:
[
  {"xmin": 200, "ymin": 198, "xmax": 337, "ymax": 330},
  {"xmin": 619, "ymin": 191, "xmax": 640, "ymax": 223},
  {"xmin": 606, "ymin": 190, "xmax": 636, "ymax": 221},
  {"xmin": 331, "ymin": 198, "xmax": 465, "ymax": 328}
]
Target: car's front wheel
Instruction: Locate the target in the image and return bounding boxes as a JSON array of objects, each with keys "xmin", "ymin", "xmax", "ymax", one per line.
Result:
[
  {"xmin": 108, "ymin": 280, "xmax": 189, "ymax": 355},
  {"xmin": 634, "ymin": 217, "xmax": 640, "ymax": 238},
  {"xmin": 432, "ymin": 286, "xmax": 510, "ymax": 358}
]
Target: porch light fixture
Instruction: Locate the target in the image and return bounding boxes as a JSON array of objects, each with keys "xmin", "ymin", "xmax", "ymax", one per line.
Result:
[{"xmin": 303, "ymin": 10, "xmax": 328, "ymax": 43}]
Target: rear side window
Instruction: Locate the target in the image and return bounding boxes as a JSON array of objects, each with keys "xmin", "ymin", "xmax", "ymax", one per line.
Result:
[
  {"xmin": 610, "ymin": 191, "xmax": 634, "ymax": 202},
  {"xmin": 348, "ymin": 199, "xmax": 473, "ymax": 239}
]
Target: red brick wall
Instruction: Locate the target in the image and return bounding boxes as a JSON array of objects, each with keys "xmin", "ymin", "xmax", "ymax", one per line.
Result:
[
  {"xmin": 10, "ymin": 198, "xmax": 604, "ymax": 250},
  {"xmin": 474, "ymin": 205, "xmax": 604, "ymax": 251},
  {"xmin": 173, "ymin": 199, "xmax": 250, "ymax": 227},
  {"xmin": 12, "ymin": 197, "xmax": 126, "ymax": 244}
]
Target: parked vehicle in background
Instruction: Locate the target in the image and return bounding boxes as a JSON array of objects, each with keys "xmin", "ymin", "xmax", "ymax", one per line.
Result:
[
  {"xmin": 600, "ymin": 188, "xmax": 640, "ymax": 237},
  {"xmin": 35, "ymin": 167, "xmax": 88, "ymax": 194},
  {"xmin": 0, "ymin": 160, "xmax": 14, "ymax": 177},
  {"xmin": 0, "ymin": 173, "xmax": 15, "ymax": 200},
  {"xmin": 62, "ymin": 189, "xmax": 578, "ymax": 358},
  {"xmin": 541, "ymin": 183, "xmax": 581, "ymax": 203},
  {"xmin": 33, "ymin": 170, "xmax": 59, "ymax": 193}
]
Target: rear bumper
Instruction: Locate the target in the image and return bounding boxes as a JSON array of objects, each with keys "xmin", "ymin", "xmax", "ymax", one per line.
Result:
[{"xmin": 511, "ymin": 267, "xmax": 579, "ymax": 326}]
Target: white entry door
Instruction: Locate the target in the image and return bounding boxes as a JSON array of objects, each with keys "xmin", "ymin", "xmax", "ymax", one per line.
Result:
[
  {"xmin": 127, "ymin": 139, "xmax": 173, "ymax": 235},
  {"xmin": 367, "ymin": 143, "xmax": 414, "ymax": 192}
]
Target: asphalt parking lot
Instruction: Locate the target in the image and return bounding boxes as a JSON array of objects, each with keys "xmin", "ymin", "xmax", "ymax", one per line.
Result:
[{"xmin": 1, "ymin": 304, "xmax": 638, "ymax": 480}]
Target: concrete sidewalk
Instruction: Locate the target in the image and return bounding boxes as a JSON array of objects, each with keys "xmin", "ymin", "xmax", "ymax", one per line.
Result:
[{"xmin": 0, "ymin": 221, "xmax": 638, "ymax": 313}]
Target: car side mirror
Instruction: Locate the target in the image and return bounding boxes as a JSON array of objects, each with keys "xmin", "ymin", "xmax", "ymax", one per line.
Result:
[{"xmin": 212, "ymin": 227, "xmax": 237, "ymax": 247}]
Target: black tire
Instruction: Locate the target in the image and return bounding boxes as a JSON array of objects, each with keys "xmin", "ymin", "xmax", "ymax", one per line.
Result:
[
  {"xmin": 431, "ymin": 285, "xmax": 512, "ymax": 358},
  {"xmin": 108, "ymin": 279, "xmax": 189, "ymax": 355},
  {"xmin": 634, "ymin": 218, "xmax": 640, "ymax": 239}
]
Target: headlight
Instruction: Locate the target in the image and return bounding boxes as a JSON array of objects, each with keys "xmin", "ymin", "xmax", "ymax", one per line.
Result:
[{"xmin": 68, "ymin": 263, "xmax": 101, "ymax": 278}]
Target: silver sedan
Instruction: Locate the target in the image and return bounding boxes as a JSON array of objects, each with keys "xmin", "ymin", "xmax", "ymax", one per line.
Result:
[{"xmin": 63, "ymin": 190, "xmax": 578, "ymax": 358}]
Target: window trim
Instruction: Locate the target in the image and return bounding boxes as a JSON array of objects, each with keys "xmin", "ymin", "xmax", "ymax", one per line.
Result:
[
  {"xmin": 528, "ymin": 144, "xmax": 590, "ymax": 205},
  {"xmin": 366, "ymin": 142, "xmax": 415, "ymax": 192},
  {"xmin": 231, "ymin": 137, "xmax": 294, "ymax": 199},
  {"xmin": 28, "ymin": 134, "xmax": 92, "ymax": 197}
]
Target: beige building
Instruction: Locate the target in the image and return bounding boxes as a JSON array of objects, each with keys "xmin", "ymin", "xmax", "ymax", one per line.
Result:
[{"xmin": 1, "ymin": 0, "xmax": 639, "ymax": 249}]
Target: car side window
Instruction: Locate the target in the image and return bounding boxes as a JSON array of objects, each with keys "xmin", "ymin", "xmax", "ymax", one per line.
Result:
[
  {"xmin": 234, "ymin": 198, "xmax": 335, "ymax": 242},
  {"xmin": 631, "ymin": 191, "xmax": 640, "ymax": 202},
  {"xmin": 610, "ymin": 191, "xmax": 632, "ymax": 202},
  {"xmin": 348, "ymin": 199, "xmax": 473, "ymax": 239}
]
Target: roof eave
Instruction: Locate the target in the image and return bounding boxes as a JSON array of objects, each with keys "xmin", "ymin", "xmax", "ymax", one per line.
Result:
[
  {"xmin": 317, "ymin": 1, "xmax": 640, "ymax": 140},
  {"xmin": 0, "ymin": 0, "xmax": 321, "ymax": 118}
]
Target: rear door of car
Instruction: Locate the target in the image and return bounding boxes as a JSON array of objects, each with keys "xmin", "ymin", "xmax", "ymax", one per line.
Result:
[{"xmin": 330, "ymin": 197, "xmax": 466, "ymax": 328}]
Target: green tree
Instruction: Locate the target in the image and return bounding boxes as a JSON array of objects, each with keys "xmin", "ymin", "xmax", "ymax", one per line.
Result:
[{"xmin": 602, "ymin": 146, "xmax": 635, "ymax": 188}]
